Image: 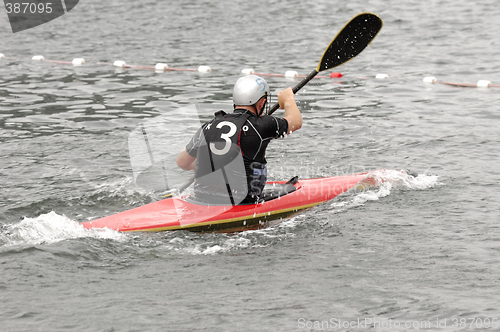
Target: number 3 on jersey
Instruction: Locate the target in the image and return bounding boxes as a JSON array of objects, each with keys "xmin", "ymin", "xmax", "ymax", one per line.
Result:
[{"xmin": 209, "ymin": 121, "xmax": 237, "ymax": 156}]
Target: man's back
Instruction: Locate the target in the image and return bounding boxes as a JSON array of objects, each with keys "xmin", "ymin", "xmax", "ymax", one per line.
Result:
[{"xmin": 184, "ymin": 110, "xmax": 288, "ymax": 204}]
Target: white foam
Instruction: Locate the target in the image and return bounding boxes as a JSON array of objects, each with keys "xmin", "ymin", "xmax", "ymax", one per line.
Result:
[
  {"xmin": 1, "ymin": 211, "xmax": 125, "ymax": 248},
  {"xmin": 163, "ymin": 236, "xmax": 253, "ymax": 255},
  {"xmin": 368, "ymin": 169, "xmax": 440, "ymax": 190},
  {"xmin": 331, "ymin": 169, "xmax": 440, "ymax": 212}
]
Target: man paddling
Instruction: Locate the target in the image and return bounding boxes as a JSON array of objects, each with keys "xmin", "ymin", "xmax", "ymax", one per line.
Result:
[{"xmin": 176, "ymin": 75, "xmax": 302, "ymax": 205}]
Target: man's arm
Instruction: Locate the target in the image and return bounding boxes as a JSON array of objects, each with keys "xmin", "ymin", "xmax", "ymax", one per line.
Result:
[
  {"xmin": 176, "ymin": 148, "xmax": 196, "ymax": 171},
  {"xmin": 279, "ymin": 87, "xmax": 302, "ymax": 133}
]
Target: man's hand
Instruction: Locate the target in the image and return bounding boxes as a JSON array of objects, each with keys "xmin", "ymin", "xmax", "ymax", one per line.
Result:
[{"xmin": 278, "ymin": 88, "xmax": 295, "ymax": 109}]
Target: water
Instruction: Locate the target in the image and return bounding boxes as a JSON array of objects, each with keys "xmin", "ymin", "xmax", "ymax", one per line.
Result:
[{"xmin": 1, "ymin": 0, "xmax": 499, "ymax": 331}]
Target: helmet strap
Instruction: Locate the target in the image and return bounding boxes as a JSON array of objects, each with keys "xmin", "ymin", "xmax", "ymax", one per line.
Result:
[{"xmin": 257, "ymin": 96, "xmax": 267, "ymax": 117}]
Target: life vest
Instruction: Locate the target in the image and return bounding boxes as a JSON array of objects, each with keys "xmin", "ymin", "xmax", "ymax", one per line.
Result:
[{"xmin": 194, "ymin": 110, "xmax": 251, "ymax": 205}]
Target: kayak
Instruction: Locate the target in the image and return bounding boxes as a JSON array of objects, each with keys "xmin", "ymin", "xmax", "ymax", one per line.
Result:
[
  {"xmin": 80, "ymin": 13, "xmax": 385, "ymax": 233},
  {"xmin": 81, "ymin": 172, "xmax": 379, "ymax": 232},
  {"xmin": 82, "ymin": 172, "xmax": 379, "ymax": 232}
]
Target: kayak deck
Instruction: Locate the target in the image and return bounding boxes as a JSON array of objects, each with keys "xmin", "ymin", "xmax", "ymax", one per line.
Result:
[{"xmin": 82, "ymin": 172, "xmax": 377, "ymax": 232}]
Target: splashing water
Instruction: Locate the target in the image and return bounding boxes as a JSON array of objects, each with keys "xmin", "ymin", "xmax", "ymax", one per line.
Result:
[
  {"xmin": 331, "ymin": 169, "xmax": 441, "ymax": 212},
  {"xmin": 0, "ymin": 170, "xmax": 439, "ymax": 254},
  {"xmin": 0, "ymin": 211, "xmax": 126, "ymax": 248}
]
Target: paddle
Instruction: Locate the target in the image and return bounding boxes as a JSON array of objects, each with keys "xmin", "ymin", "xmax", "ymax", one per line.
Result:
[
  {"xmin": 164, "ymin": 13, "xmax": 382, "ymax": 198},
  {"xmin": 162, "ymin": 174, "xmax": 195, "ymax": 198},
  {"xmin": 267, "ymin": 13, "xmax": 383, "ymax": 115}
]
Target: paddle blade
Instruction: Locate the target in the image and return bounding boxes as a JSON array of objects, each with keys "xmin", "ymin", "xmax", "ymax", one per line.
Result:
[{"xmin": 317, "ymin": 13, "xmax": 382, "ymax": 72}]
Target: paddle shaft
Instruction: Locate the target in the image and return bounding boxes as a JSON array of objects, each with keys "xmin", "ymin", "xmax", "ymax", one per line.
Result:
[
  {"xmin": 178, "ymin": 175, "xmax": 195, "ymax": 193},
  {"xmin": 268, "ymin": 69, "xmax": 318, "ymax": 115},
  {"xmin": 162, "ymin": 174, "xmax": 195, "ymax": 198}
]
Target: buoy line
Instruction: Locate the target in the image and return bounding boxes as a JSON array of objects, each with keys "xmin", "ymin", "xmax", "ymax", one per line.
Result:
[
  {"xmin": 368, "ymin": 73, "xmax": 499, "ymax": 88},
  {"xmin": 423, "ymin": 76, "xmax": 499, "ymax": 88},
  {"xmin": 0, "ymin": 53, "xmax": 212, "ymax": 73},
  {"xmin": 0, "ymin": 53, "xmax": 497, "ymax": 88},
  {"xmin": 241, "ymin": 68, "xmax": 343, "ymax": 79}
]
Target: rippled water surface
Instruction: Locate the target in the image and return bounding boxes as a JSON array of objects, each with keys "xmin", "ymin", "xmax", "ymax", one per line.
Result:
[{"xmin": 1, "ymin": 0, "xmax": 499, "ymax": 331}]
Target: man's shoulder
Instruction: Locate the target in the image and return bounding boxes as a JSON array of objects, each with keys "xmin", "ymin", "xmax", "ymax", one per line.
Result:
[
  {"xmin": 257, "ymin": 114, "xmax": 288, "ymax": 126},
  {"xmin": 250, "ymin": 114, "xmax": 283, "ymax": 123},
  {"xmin": 247, "ymin": 114, "xmax": 288, "ymax": 137}
]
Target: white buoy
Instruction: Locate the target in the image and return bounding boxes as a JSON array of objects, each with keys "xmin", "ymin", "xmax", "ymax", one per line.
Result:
[
  {"xmin": 241, "ymin": 68, "xmax": 255, "ymax": 75},
  {"xmin": 0, "ymin": 53, "xmax": 4, "ymax": 59},
  {"xmin": 477, "ymin": 80, "xmax": 491, "ymax": 87},
  {"xmin": 155, "ymin": 63, "xmax": 169, "ymax": 72},
  {"xmin": 32, "ymin": 55, "xmax": 45, "ymax": 61},
  {"xmin": 376, "ymin": 73, "xmax": 388, "ymax": 79},
  {"xmin": 285, "ymin": 70, "xmax": 298, "ymax": 78},
  {"xmin": 113, "ymin": 60, "xmax": 126, "ymax": 67},
  {"xmin": 72, "ymin": 58, "xmax": 85, "ymax": 66},
  {"xmin": 423, "ymin": 76, "xmax": 437, "ymax": 83},
  {"xmin": 197, "ymin": 65, "xmax": 211, "ymax": 72}
]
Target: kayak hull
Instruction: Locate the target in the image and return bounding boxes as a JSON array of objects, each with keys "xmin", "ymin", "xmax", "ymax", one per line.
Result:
[{"xmin": 81, "ymin": 172, "xmax": 376, "ymax": 232}]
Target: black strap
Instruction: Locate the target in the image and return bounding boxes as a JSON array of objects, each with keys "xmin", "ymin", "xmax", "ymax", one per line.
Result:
[{"xmin": 214, "ymin": 110, "xmax": 227, "ymax": 118}]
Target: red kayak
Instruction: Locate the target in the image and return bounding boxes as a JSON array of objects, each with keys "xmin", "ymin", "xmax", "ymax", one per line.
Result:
[{"xmin": 82, "ymin": 172, "xmax": 379, "ymax": 232}]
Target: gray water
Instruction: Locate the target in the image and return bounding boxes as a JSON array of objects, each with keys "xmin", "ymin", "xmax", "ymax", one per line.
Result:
[{"xmin": 1, "ymin": 0, "xmax": 499, "ymax": 331}]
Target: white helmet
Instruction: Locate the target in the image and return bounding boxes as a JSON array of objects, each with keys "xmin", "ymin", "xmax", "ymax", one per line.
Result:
[{"xmin": 233, "ymin": 75, "xmax": 270, "ymax": 106}]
